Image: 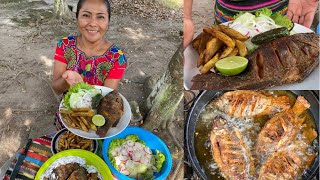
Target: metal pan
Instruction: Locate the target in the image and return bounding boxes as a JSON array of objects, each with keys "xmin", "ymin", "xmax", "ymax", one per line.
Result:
[{"xmin": 185, "ymin": 90, "xmax": 319, "ymax": 180}]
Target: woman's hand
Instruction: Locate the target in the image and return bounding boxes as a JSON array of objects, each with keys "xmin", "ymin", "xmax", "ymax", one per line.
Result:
[
  {"xmin": 287, "ymin": 0, "xmax": 318, "ymax": 28},
  {"xmin": 62, "ymin": 70, "xmax": 83, "ymax": 86}
]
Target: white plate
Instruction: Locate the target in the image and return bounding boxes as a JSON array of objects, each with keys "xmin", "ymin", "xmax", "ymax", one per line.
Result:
[
  {"xmin": 184, "ymin": 23, "xmax": 319, "ymax": 90},
  {"xmin": 59, "ymin": 86, "xmax": 132, "ymax": 139}
]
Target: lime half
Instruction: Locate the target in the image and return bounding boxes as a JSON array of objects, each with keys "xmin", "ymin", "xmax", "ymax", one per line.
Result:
[
  {"xmin": 215, "ymin": 56, "xmax": 248, "ymax": 76},
  {"xmin": 92, "ymin": 115, "xmax": 105, "ymax": 127}
]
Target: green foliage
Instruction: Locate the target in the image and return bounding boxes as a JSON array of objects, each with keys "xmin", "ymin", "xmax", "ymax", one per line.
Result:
[
  {"xmin": 255, "ymin": 8, "xmax": 273, "ymax": 17},
  {"xmin": 154, "ymin": 150, "xmax": 166, "ymax": 172},
  {"xmin": 271, "ymin": 12, "xmax": 294, "ymax": 30}
]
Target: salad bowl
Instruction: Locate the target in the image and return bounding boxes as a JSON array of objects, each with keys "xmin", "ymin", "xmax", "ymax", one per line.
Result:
[{"xmin": 102, "ymin": 126, "xmax": 172, "ymax": 180}]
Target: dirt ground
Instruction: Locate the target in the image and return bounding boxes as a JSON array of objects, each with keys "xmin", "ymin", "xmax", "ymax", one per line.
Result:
[{"xmin": 0, "ymin": 0, "xmax": 183, "ymax": 177}]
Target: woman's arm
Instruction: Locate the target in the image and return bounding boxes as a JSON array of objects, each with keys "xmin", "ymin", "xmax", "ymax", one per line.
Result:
[
  {"xmin": 104, "ymin": 79, "xmax": 121, "ymax": 90},
  {"xmin": 184, "ymin": 0, "xmax": 194, "ymax": 48},
  {"xmin": 52, "ymin": 61, "xmax": 69, "ymax": 95},
  {"xmin": 52, "ymin": 61, "xmax": 83, "ymax": 95}
]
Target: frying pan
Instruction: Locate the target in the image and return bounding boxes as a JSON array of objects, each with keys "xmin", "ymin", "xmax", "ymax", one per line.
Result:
[{"xmin": 185, "ymin": 90, "xmax": 319, "ymax": 180}]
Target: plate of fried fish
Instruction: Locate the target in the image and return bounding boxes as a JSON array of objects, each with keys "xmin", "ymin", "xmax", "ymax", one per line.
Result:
[
  {"xmin": 35, "ymin": 149, "xmax": 112, "ymax": 180},
  {"xmin": 186, "ymin": 90, "xmax": 319, "ymax": 180},
  {"xmin": 59, "ymin": 83, "xmax": 132, "ymax": 139},
  {"xmin": 184, "ymin": 10, "xmax": 319, "ymax": 90}
]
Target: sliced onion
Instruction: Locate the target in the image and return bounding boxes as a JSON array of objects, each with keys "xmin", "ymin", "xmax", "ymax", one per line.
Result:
[
  {"xmin": 121, "ymin": 149, "xmax": 128, "ymax": 156},
  {"xmin": 119, "ymin": 155, "xmax": 128, "ymax": 161},
  {"xmin": 144, "ymin": 147, "xmax": 152, "ymax": 155},
  {"xmin": 141, "ymin": 157, "xmax": 150, "ymax": 164},
  {"xmin": 127, "ymin": 147, "xmax": 133, "ymax": 152},
  {"xmin": 120, "ymin": 170, "xmax": 130, "ymax": 176},
  {"xmin": 127, "ymin": 140, "xmax": 134, "ymax": 147},
  {"xmin": 111, "ymin": 150, "xmax": 118, "ymax": 157},
  {"xmin": 132, "ymin": 154, "xmax": 140, "ymax": 161},
  {"xmin": 134, "ymin": 142, "xmax": 143, "ymax": 150}
]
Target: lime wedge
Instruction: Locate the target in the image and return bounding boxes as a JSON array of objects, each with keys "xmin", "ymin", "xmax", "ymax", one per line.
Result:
[
  {"xmin": 215, "ymin": 56, "xmax": 248, "ymax": 76},
  {"xmin": 92, "ymin": 115, "xmax": 105, "ymax": 127}
]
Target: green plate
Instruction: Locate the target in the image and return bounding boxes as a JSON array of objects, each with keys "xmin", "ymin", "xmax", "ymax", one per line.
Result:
[{"xmin": 35, "ymin": 149, "xmax": 112, "ymax": 180}]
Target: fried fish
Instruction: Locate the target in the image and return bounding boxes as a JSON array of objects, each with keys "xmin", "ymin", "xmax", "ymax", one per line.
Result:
[
  {"xmin": 210, "ymin": 116, "xmax": 255, "ymax": 180},
  {"xmin": 255, "ymin": 96, "xmax": 310, "ymax": 156},
  {"xmin": 96, "ymin": 91, "xmax": 124, "ymax": 137},
  {"xmin": 191, "ymin": 33, "xmax": 319, "ymax": 90},
  {"xmin": 211, "ymin": 90, "xmax": 291, "ymax": 118},
  {"xmin": 258, "ymin": 127, "xmax": 317, "ymax": 180}
]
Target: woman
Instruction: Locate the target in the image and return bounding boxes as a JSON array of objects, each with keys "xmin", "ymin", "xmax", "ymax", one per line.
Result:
[
  {"xmin": 52, "ymin": 0, "xmax": 126, "ymax": 129},
  {"xmin": 52, "ymin": 0, "xmax": 126, "ymax": 93}
]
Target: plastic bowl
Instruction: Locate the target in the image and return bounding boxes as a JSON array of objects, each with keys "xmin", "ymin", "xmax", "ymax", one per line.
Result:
[
  {"xmin": 102, "ymin": 126, "xmax": 172, "ymax": 180},
  {"xmin": 35, "ymin": 149, "xmax": 113, "ymax": 180}
]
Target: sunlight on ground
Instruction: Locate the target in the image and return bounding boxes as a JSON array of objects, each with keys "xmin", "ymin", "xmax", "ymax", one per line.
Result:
[
  {"xmin": 160, "ymin": 0, "xmax": 183, "ymax": 9},
  {"xmin": 122, "ymin": 27, "xmax": 150, "ymax": 40},
  {"xmin": 40, "ymin": 55, "xmax": 53, "ymax": 67},
  {"xmin": 138, "ymin": 69, "xmax": 146, "ymax": 76},
  {"xmin": 0, "ymin": 132, "xmax": 21, "ymax": 158},
  {"xmin": 0, "ymin": 19, "xmax": 15, "ymax": 26},
  {"xmin": 40, "ymin": 55, "xmax": 54, "ymax": 76},
  {"xmin": 24, "ymin": 119, "xmax": 32, "ymax": 126},
  {"xmin": 5, "ymin": 108, "xmax": 12, "ymax": 118}
]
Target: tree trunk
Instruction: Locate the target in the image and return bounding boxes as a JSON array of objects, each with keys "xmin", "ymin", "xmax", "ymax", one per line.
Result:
[
  {"xmin": 141, "ymin": 44, "xmax": 184, "ymax": 180},
  {"xmin": 142, "ymin": 44, "xmax": 183, "ymax": 130},
  {"xmin": 53, "ymin": 0, "xmax": 73, "ymax": 21}
]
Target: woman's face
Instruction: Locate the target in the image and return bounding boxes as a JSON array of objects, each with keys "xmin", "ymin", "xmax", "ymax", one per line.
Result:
[{"xmin": 77, "ymin": 0, "xmax": 109, "ymax": 43}]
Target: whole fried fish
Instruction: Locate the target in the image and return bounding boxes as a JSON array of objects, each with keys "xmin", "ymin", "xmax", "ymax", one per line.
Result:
[
  {"xmin": 255, "ymin": 96, "xmax": 310, "ymax": 156},
  {"xmin": 191, "ymin": 33, "xmax": 319, "ymax": 90},
  {"xmin": 258, "ymin": 127, "xmax": 317, "ymax": 180},
  {"xmin": 96, "ymin": 91, "xmax": 124, "ymax": 137},
  {"xmin": 211, "ymin": 90, "xmax": 291, "ymax": 118},
  {"xmin": 210, "ymin": 116, "xmax": 255, "ymax": 180}
]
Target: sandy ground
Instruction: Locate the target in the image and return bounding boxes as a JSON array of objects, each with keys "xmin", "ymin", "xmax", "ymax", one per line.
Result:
[{"xmin": 0, "ymin": 0, "xmax": 183, "ymax": 177}]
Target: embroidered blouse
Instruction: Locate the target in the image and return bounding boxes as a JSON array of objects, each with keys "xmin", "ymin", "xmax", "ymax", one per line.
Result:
[
  {"xmin": 215, "ymin": 0, "xmax": 288, "ymax": 24},
  {"xmin": 54, "ymin": 36, "xmax": 126, "ymax": 86}
]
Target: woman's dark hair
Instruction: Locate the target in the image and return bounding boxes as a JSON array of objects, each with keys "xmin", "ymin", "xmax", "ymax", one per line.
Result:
[{"xmin": 76, "ymin": 0, "xmax": 111, "ymax": 21}]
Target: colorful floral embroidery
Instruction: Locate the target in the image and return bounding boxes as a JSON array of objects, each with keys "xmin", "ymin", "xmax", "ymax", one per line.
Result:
[
  {"xmin": 58, "ymin": 37, "xmax": 72, "ymax": 48},
  {"xmin": 57, "ymin": 39, "xmax": 63, "ymax": 48},
  {"xmin": 64, "ymin": 48, "xmax": 77, "ymax": 69},
  {"xmin": 107, "ymin": 47, "xmax": 126, "ymax": 66},
  {"xmin": 56, "ymin": 35, "xmax": 126, "ymax": 85},
  {"xmin": 96, "ymin": 61, "xmax": 112, "ymax": 82}
]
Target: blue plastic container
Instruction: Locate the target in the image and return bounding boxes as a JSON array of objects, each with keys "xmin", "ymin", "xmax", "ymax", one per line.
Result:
[
  {"xmin": 316, "ymin": 23, "xmax": 320, "ymax": 34},
  {"xmin": 102, "ymin": 126, "xmax": 172, "ymax": 180}
]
